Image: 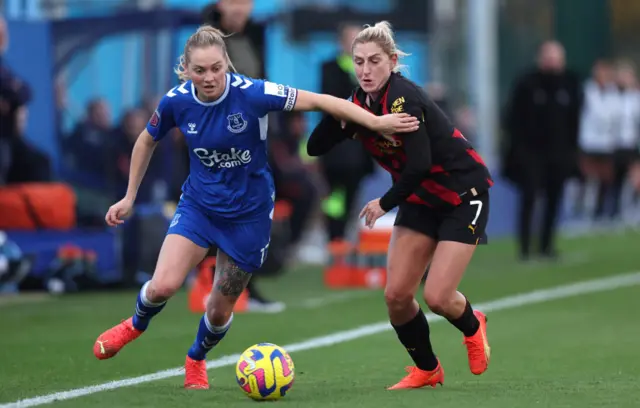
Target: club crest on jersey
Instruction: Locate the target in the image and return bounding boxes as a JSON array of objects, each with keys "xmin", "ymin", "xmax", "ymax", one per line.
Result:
[
  {"xmin": 227, "ymin": 113, "xmax": 248, "ymax": 134},
  {"xmin": 170, "ymin": 213, "xmax": 181, "ymax": 228}
]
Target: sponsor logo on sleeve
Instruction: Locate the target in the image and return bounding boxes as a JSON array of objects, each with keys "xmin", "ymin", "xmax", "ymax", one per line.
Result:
[
  {"xmin": 264, "ymin": 81, "xmax": 286, "ymax": 97},
  {"xmin": 149, "ymin": 110, "xmax": 160, "ymax": 127}
]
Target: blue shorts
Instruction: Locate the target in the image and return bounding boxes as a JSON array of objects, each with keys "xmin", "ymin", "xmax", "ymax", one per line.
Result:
[{"xmin": 167, "ymin": 197, "xmax": 272, "ymax": 273}]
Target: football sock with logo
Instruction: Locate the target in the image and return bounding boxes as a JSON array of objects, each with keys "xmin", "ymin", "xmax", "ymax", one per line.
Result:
[
  {"xmin": 187, "ymin": 313, "xmax": 234, "ymax": 361},
  {"xmin": 131, "ymin": 281, "xmax": 167, "ymax": 331},
  {"xmin": 447, "ymin": 298, "xmax": 480, "ymax": 337},
  {"xmin": 391, "ymin": 309, "xmax": 439, "ymax": 371}
]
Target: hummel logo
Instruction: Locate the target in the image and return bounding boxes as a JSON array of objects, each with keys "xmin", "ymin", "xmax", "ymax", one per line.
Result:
[
  {"xmin": 202, "ymin": 337, "xmax": 219, "ymax": 349},
  {"xmin": 231, "ymin": 75, "xmax": 253, "ymax": 89}
]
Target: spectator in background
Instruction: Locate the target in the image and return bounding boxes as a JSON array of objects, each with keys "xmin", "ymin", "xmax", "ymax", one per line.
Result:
[
  {"xmin": 113, "ymin": 108, "xmax": 170, "ymax": 204},
  {"xmin": 202, "ymin": 0, "xmax": 264, "ymax": 79},
  {"xmin": 611, "ymin": 60, "xmax": 640, "ymax": 218},
  {"xmin": 0, "ymin": 15, "xmax": 49, "ymax": 185},
  {"xmin": 453, "ymin": 105, "xmax": 477, "ymax": 144},
  {"xmin": 64, "ymin": 99, "xmax": 113, "ymax": 180},
  {"xmin": 319, "ymin": 22, "xmax": 374, "ymax": 242},
  {"xmin": 5, "ymin": 97, "xmax": 52, "ymax": 184},
  {"xmin": 140, "ymin": 95, "xmax": 188, "ymax": 202},
  {"xmin": 425, "ymin": 82, "xmax": 452, "ymax": 119},
  {"xmin": 578, "ymin": 59, "xmax": 618, "ymax": 220},
  {"xmin": 503, "ymin": 41, "xmax": 582, "ymax": 262},
  {"xmin": 269, "ymin": 111, "xmax": 319, "ymax": 247},
  {"xmin": 140, "ymin": 95, "xmax": 162, "ymax": 120},
  {"xmin": 62, "ymin": 99, "xmax": 115, "ymax": 224}
]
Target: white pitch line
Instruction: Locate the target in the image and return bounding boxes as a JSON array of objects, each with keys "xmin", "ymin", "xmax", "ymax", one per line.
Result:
[
  {"xmin": 3, "ymin": 271, "xmax": 640, "ymax": 408},
  {"xmin": 298, "ymin": 290, "xmax": 377, "ymax": 309}
]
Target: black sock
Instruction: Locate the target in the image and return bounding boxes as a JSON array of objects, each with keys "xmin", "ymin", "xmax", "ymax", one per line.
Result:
[
  {"xmin": 447, "ymin": 299, "xmax": 480, "ymax": 337},
  {"xmin": 391, "ymin": 309, "xmax": 439, "ymax": 371}
]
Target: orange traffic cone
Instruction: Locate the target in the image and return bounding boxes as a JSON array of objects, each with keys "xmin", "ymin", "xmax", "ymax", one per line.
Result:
[
  {"xmin": 188, "ymin": 257, "xmax": 215, "ymax": 313},
  {"xmin": 188, "ymin": 256, "xmax": 250, "ymax": 313},
  {"xmin": 351, "ymin": 241, "xmax": 387, "ymax": 289},
  {"xmin": 323, "ymin": 239, "xmax": 356, "ymax": 288},
  {"xmin": 233, "ymin": 287, "xmax": 249, "ymax": 312},
  {"xmin": 349, "ymin": 226, "xmax": 391, "ymax": 288}
]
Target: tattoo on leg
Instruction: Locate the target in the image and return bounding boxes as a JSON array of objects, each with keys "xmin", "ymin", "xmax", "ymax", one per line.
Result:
[{"xmin": 215, "ymin": 259, "xmax": 251, "ymax": 297}]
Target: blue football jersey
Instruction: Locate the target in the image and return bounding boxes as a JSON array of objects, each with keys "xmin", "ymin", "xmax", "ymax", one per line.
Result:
[{"xmin": 146, "ymin": 73, "xmax": 298, "ymax": 219}]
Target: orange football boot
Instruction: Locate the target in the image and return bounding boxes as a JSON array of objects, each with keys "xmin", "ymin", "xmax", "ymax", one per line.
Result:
[
  {"xmin": 93, "ymin": 317, "xmax": 143, "ymax": 360},
  {"xmin": 387, "ymin": 362, "xmax": 444, "ymax": 390},
  {"xmin": 184, "ymin": 356, "xmax": 209, "ymax": 389},
  {"xmin": 462, "ymin": 310, "xmax": 490, "ymax": 375}
]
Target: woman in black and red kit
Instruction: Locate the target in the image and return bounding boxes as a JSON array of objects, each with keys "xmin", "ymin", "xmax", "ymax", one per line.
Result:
[{"xmin": 307, "ymin": 21, "xmax": 493, "ymax": 390}]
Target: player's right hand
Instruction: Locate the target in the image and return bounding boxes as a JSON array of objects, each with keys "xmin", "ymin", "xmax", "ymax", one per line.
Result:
[{"xmin": 105, "ymin": 197, "xmax": 134, "ymax": 227}]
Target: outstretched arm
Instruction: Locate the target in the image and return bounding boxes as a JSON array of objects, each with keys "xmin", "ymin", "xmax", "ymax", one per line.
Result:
[{"xmin": 293, "ymin": 90, "xmax": 419, "ymax": 134}]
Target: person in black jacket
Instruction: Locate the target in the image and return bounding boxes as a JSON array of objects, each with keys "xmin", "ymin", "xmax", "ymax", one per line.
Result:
[
  {"xmin": 308, "ymin": 21, "xmax": 492, "ymax": 390},
  {"xmin": 503, "ymin": 41, "xmax": 582, "ymax": 261},
  {"xmin": 0, "ymin": 16, "xmax": 50, "ymax": 185},
  {"xmin": 319, "ymin": 22, "xmax": 375, "ymax": 241}
]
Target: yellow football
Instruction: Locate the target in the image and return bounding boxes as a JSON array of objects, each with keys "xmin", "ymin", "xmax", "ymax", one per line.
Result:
[{"xmin": 235, "ymin": 343, "xmax": 295, "ymax": 401}]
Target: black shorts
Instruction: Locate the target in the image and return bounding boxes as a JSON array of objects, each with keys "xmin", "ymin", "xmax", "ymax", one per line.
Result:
[{"xmin": 394, "ymin": 191, "xmax": 490, "ymax": 245}]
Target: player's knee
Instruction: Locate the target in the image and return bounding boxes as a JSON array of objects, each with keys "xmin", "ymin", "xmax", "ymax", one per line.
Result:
[
  {"xmin": 423, "ymin": 288, "xmax": 455, "ymax": 315},
  {"xmin": 205, "ymin": 289, "xmax": 236, "ymax": 326},
  {"xmin": 147, "ymin": 278, "xmax": 181, "ymax": 302},
  {"xmin": 205, "ymin": 303, "xmax": 233, "ymax": 327},
  {"xmin": 384, "ymin": 287, "xmax": 414, "ymax": 312}
]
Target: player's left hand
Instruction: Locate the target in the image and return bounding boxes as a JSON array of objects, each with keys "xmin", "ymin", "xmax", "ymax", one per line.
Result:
[
  {"xmin": 360, "ymin": 198, "xmax": 386, "ymax": 229},
  {"xmin": 375, "ymin": 113, "xmax": 419, "ymax": 135}
]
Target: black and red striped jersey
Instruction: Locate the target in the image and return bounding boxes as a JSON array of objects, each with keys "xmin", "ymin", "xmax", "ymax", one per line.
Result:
[{"xmin": 308, "ymin": 72, "xmax": 493, "ymax": 210}]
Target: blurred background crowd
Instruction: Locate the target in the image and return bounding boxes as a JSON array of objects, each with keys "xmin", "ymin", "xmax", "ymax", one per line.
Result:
[{"xmin": 1, "ymin": 0, "xmax": 639, "ymax": 311}]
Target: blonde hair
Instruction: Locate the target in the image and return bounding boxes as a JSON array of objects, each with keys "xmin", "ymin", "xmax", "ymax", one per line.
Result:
[
  {"xmin": 352, "ymin": 21, "xmax": 409, "ymax": 73},
  {"xmin": 174, "ymin": 25, "xmax": 237, "ymax": 82}
]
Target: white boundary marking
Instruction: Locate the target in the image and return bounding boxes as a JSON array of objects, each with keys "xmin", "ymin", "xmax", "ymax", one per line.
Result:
[
  {"xmin": 3, "ymin": 271, "xmax": 640, "ymax": 408},
  {"xmin": 298, "ymin": 290, "xmax": 377, "ymax": 309}
]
